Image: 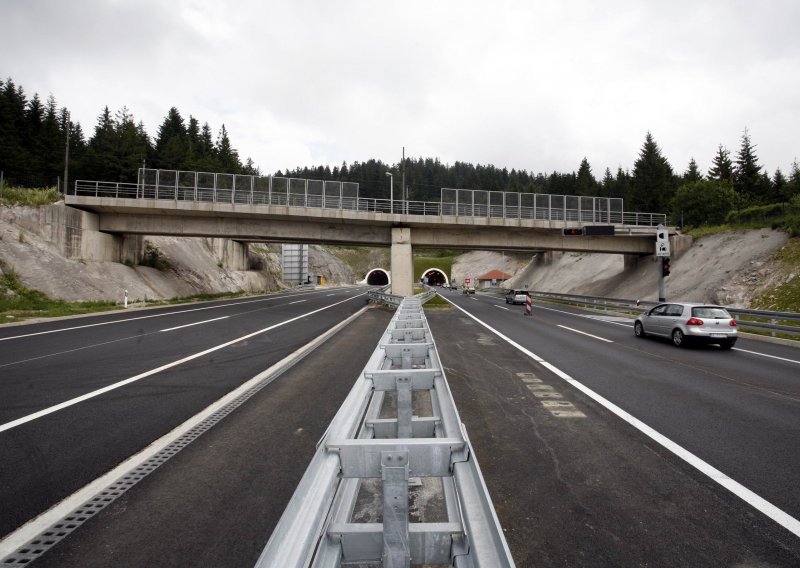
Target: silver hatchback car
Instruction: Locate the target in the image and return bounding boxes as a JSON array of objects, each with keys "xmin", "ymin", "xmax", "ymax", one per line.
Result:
[{"xmin": 634, "ymin": 303, "xmax": 738, "ymax": 349}]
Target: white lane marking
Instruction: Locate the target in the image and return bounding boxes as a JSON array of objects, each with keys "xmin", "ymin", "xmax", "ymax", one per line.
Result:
[
  {"xmin": 159, "ymin": 316, "xmax": 229, "ymax": 333},
  {"xmin": 494, "ymin": 305, "xmax": 510, "ymax": 311},
  {"xmin": 0, "ymin": 294, "xmax": 365, "ymax": 434},
  {"xmin": 440, "ymin": 295, "xmax": 800, "ymax": 538},
  {"xmin": 0, "ymin": 289, "xmax": 342, "ymax": 342},
  {"xmin": 288, "ymin": 300, "xmax": 306, "ymax": 305},
  {"xmin": 0, "ymin": 306, "xmax": 369, "ymax": 559},
  {"xmin": 538, "ymin": 304, "xmax": 800, "ymax": 359},
  {"xmin": 557, "ymin": 325, "xmax": 614, "ymax": 343},
  {"xmin": 733, "ymin": 347, "xmax": 800, "ymax": 365}
]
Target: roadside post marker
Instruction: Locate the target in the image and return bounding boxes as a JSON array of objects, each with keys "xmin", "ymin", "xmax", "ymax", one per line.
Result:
[{"xmin": 524, "ymin": 294, "xmax": 532, "ymax": 316}]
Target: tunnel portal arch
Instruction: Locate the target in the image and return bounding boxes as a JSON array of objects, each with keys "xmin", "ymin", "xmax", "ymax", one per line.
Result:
[
  {"xmin": 420, "ymin": 268, "xmax": 448, "ymax": 286},
  {"xmin": 365, "ymin": 268, "xmax": 390, "ymax": 286}
]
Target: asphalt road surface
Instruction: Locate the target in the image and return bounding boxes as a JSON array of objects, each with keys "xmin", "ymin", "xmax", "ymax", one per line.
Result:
[
  {"xmin": 0, "ymin": 287, "xmax": 370, "ymax": 541},
  {"xmin": 2, "ymin": 287, "xmax": 799, "ymax": 566},
  {"xmin": 433, "ymin": 287, "xmax": 800, "ymax": 565}
]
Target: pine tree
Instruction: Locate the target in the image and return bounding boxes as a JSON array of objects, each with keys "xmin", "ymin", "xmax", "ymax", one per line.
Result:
[
  {"xmin": 215, "ymin": 124, "xmax": 241, "ymax": 172},
  {"xmin": 708, "ymin": 145, "xmax": 733, "ymax": 182},
  {"xmin": 576, "ymin": 157, "xmax": 597, "ymax": 196},
  {"xmin": 86, "ymin": 106, "xmax": 120, "ymax": 180},
  {"xmin": 153, "ymin": 107, "xmax": 189, "ymax": 169},
  {"xmin": 683, "ymin": 158, "xmax": 702, "ymax": 183},
  {"xmin": 630, "ymin": 132, "xmax": 675, "ymax": 212},
  {"xmin": 733, "ymin": 128, "xmax": 766, "ymax": 204}
]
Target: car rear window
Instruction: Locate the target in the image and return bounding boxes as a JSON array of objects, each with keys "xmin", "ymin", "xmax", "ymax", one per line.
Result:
[{"xmin": 692, "ymin": 307, "xmax": 731, "ymax": 319}]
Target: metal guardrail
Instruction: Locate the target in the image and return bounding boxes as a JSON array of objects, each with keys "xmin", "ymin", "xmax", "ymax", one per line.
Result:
[
  {"xmin": 71, "ymin": 174, "xmax": 666, "ymax": 227},
  {"xmin": 256, "ymin": 296, "xmax": 514, "ymax": 567},
  {"xmin": 367, "ymin": 285, "xmax": 436, "ymax": 307},
  {"xmin": 527, "ymin": 291, "xmax": 800, "ymax": 338}
]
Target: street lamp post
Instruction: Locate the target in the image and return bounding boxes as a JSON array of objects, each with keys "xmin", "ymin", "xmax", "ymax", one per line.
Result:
[{"xmin": 386, "ymin": 171, "xmax": 393, "ymax": 214}]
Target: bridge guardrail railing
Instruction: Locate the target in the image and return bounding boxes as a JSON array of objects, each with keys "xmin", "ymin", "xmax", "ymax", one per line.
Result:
[
  {"xmin": 71, "ymin": 175, "xmax": 667, "ymax": 227},
  {"xmin": 255, "ymin": 296, "xmax": 514, "ymax": 567},
  {"xmin": 527, "ymin": 290, "xmax": 800, "ymax": 339}
]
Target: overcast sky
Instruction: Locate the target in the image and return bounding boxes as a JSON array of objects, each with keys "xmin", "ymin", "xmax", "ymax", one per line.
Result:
[{"xmin": 4, "ymin": 0, "xmax": 799, "ymax": 178}]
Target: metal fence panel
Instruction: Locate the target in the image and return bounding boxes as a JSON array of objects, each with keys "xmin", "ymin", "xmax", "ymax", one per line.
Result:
[
  {"xmin": 308, "ymin": 179, "xmax": 324, "ymax": 208},
  {"xmin": 253, "ymin": 175, "xmax": 270, "ymax": 205},
  {"xmin": 272, "ymin": 177, "xmax": 289, "ymax": 205},
  {"xmin": 324, "ymin": 180, "xmax": 342, "ymax": 209},
  {"xmin": 289, "ymin": 178, "xmax": 307, "ymax": 207},
  {"xmin": 234, "ymin": 174, "xmax": 253, "ymax": 204},
  {"xmin": 197, "ymin": 172, "xmax": 216, "ymax": 202}
]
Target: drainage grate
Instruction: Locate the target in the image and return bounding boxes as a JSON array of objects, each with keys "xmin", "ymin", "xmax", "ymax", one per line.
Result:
[{"xmin": 1, "ymin": 374, "xmax": 280, "ymax": 565}]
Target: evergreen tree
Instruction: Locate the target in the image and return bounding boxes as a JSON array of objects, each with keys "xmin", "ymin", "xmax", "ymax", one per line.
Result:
[
  {"xmin": 153, "ymin": 107, "xmax": 189, "ymax": 169},
  {"xmin": 215, "ymin": 124, "xmax": 241, "ymax": 172},
  {"xmin": 576, "ymin": 157, "xmax": 597, "ymax": 196},
  {"xmin": 788, "ymin": 161, "xmax": 800, "ymax": 202},
  {"xmin": 86, "ymin": 106, "xmax": 120, "ymax": 181},
  {"xmin": 630, "ymin": 132, "xmax": 675, "ymax": 212},
  {"xmin": 773, "ymin": 168, "xmax": 789, "ymax": 203},
  {"xmin": 598, "ymin": 167, "xmax": 614, "ymax": 197},
  {"xmin": 733, "ymin": 128, "xmax": 767, "ymax": 204},
  {"xmin": 708, "ymin": 145, "xmax": 733, "ymax": 182},
  {"xmin": 683, "ymin": 158, "xmax": 702, "ymax": 183}
]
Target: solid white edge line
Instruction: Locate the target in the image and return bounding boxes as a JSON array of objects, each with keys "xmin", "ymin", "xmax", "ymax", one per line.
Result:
[
  {"xmin": 0, "ymin": 294, "xmax": 365, "ymax": 434},
  {"xmin": 160, "ymin": 315, "xmax": 229, "ymax": 332},
  {"xmin": 440, "ymin": 295, "xmax": 800, "ymax": 538},
  {"xmin": 733, "ymin": 347, "xmax": 800, "ymax": 365},
  {"xmin": 0, "ymin": 305, "xmax": 370, "ymax": 559},
  {"xmin": 557, "ymin": 324, "xmax": 614, "ymax": 343}
]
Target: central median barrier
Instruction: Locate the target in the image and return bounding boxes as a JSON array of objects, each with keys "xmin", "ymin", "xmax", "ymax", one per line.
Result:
[{"xmin": 256, "ymin": 295, "xmax": 514, "ymax": 567}]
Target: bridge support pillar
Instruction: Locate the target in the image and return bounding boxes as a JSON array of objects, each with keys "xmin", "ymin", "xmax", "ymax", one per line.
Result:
[{"xmin": 390, "ymin": 227, "xmax": 413, "ymax": 297}]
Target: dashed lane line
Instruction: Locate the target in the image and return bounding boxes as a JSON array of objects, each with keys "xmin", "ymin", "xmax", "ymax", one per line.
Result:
[
  {"xmin": 441, "ymin": 295, "xmax": 800, "ymax": 538},
  {"xmin": 0, "ymin": 294, "xmax": 365, "ymax": 434}
]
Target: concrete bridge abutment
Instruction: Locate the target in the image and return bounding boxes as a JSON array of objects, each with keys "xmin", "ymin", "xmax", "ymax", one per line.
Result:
[{"xmin": 390, "ymin": 227, "xmax": 414, "ymax": 297}]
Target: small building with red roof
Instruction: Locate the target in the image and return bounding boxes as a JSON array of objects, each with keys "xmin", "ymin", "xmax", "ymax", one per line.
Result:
[{"xmin": 476, "ymin": 269, "xmax": 512, "ymax": 288}]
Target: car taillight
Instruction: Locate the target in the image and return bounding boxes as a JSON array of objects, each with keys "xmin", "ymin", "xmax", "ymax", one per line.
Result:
[
  {"xmin": 730, "ymin": 319, "xmax": 737, "ymax": 327},
  {"xmin": 686, "ymin": 317, "xmax": 704, "ymax": 326}
]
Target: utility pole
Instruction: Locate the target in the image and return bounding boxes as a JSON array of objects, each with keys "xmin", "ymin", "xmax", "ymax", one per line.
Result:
[
  {"xmin": 401, "ymin": 146, "xmax": 405, "ymax": 214},
  {"xmin": 63, "ymin": 111, "xmax": 70, "ymax": 196}
]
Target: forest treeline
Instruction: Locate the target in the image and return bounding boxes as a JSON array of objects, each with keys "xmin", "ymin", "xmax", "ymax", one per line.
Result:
[{"xmin": 2, "ymin": 76, "xmax": 799, "ymax": 228}]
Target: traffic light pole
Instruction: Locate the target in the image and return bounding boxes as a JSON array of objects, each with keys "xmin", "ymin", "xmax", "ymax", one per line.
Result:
[{"xmin": 658, "ymin": 267, "xmax": 666, "ymax": 302}]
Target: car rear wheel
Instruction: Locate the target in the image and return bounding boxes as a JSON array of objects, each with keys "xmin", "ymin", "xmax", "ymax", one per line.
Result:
[
  {"xmin": 634, "ymin": 321, "xmax": 646, "ymax": 338},
  {"xmin": 672, "ymin": 328, "xmax": 686, "ymax": 347},
  {"xmin": 720, "ymin": 338, "xmax": 737, "ymax": 350}
]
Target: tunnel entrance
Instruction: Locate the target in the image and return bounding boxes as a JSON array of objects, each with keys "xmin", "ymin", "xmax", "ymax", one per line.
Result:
[
  {"xmin": 365, "ymin": 268, "xmax": 390, "ymax": 285},
  {"xmin": 420, "ymin": 268, "xmax": 448, "ymax": 286}
]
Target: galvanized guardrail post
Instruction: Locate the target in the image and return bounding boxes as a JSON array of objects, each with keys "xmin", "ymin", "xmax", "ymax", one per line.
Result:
[{"xmin": 255, "ymin": 295, "xmax": 514, "ymax": 567}]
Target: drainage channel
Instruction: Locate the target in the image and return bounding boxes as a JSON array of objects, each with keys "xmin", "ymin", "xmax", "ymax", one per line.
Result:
[
  {"xmin": 0, "ymin": 307, "xmax": 369, "ymax": 566},
  {"xmin": 257, "ymin": 295, "xmax": 514, "ymax": 567}
]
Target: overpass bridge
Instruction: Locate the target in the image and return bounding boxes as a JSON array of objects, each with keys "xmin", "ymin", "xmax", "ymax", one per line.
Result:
[{"xmin": 65, "ymin": 169, "xmax": 668, "ymax": 295}]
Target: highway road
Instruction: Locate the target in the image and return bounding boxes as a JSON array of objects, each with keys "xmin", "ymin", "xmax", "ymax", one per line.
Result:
[
  {"xmin": 432, "ymin": 287, "xmax": 800, "ymax": 565},
  {"xmin": 0, "ymin": 287, "xmax": 370, "ymax": 547},
  {"xmin": 1, "ymin": 285, "xmax": 799, "ymax": 566}
]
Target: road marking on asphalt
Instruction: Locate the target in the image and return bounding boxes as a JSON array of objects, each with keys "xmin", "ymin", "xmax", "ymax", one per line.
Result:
[
  {"xmin": 732, "ymin": 347, "xmax": 800, "ymax": 365},
  {"xmin": 159, "ymin": 316, "xmax": 229, "ymax": 332},
  {"xmin": 517, "ymin": 373, "xmax": 586, "ymax": 417},
  {"xmin": 557, "ymin": 325, "xmax": 614, "ymax": 342},
  {"xmin": 442, "ymin": 295, "xmax": 800, "ymax": 538},
  {"xmin": 288, "ymin": 300, "xmax": 306, "ymax": 305},
  {"xmin": 0, "ymin": 289, "xmax": 337, "ymax": 342},
  {"xmin": 0, "ymin": 306, "xmax": 371, "ymax": 561},
  {"xmin": 495, "ymin": 305, "xmax": 510, "ymax": 310},
  {"xmin": 0, "ymin": 294, "xmax": 366, "ymax": 434}
]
